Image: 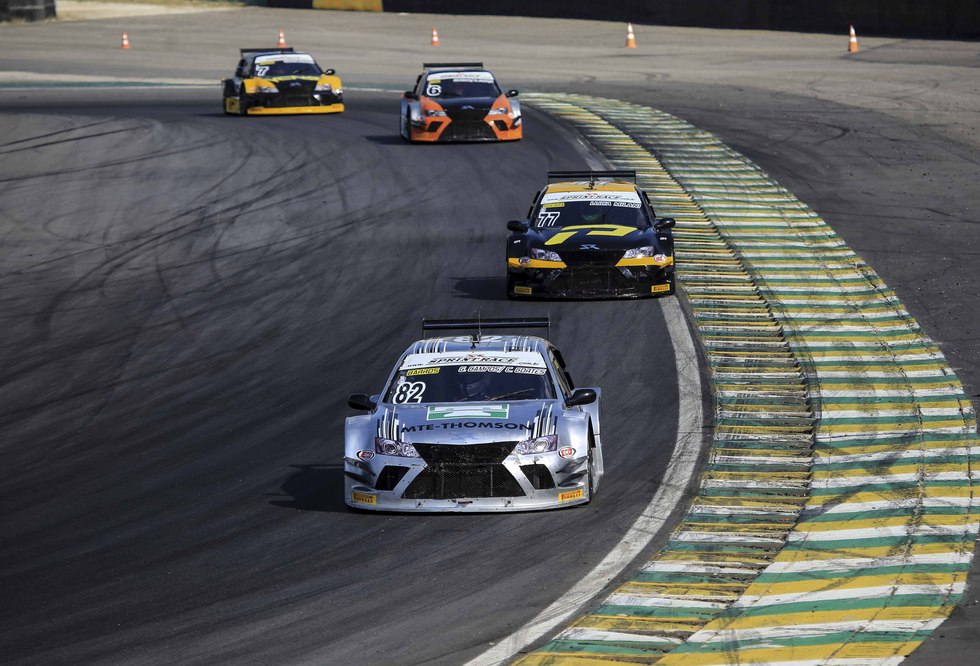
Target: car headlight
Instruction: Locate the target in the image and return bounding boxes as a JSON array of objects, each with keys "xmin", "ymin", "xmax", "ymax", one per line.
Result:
[
  {"xmin": 622, "ymin": 246, "xmax": 656, "ymax": 259},
  {"xmin": 426, "ymin": 109, "xmax": 448, "ymax": 117},
  {"xmin": 315, "ymin": 83, "xmax": 343, "ymax": 94},
  {"xmin": 515, "ymin": 434, "xmax": 558, "ymax": 455},
  {"xmin": 531, "ymin": 248, "xmax": 562, "ymax": 262},
  {"xmin": 375, "ymin": 437, "xmax": 421, "ymax": 458},
  {"xmin": 255, "ymin": 84, "xmax": 278, "ymax": 93},
  {"xmin": 487, "ymin": 107, "xmax": 509, "ymax": 115}
]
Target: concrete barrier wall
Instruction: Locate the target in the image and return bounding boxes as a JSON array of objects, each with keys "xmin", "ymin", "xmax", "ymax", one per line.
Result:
[
  {"xmin": 1, "ymin": 0, "xmax": 56, "ymax": 21},
  {"xmin": 281, "ymin": 0, "xmax": 980, "ymax": 40}
]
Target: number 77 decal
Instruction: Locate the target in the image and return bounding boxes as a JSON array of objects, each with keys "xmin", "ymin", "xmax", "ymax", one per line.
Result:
[{"xmin": 545, "ymin": 224, "xmax": 637, "ymax": 246}]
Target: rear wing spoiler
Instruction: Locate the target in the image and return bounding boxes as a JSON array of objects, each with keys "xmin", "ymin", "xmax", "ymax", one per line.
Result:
[
  {"xmin": 547, "ymin": 170, "xmax": 637, "ymax": 183},
  {"xmin": 240, "ymin": 47, "xmax": 295, "ymax": 55},
  {"xmin": 422, "ymin": 62, "xmax": 484, "ymax": 69},
  {"xmin": 422, "ymin": 317, "xmax": 550, "ymax": 339}
]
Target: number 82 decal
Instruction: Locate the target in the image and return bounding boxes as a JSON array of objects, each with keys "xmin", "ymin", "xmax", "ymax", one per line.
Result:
[{"xmin": 393, "ymin": 381, "xmax": 426, "ymax": 403}]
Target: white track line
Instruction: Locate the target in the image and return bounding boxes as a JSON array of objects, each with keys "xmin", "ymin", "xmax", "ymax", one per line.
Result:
[{"xmin": 465, "ymin": 296, "xmax": 706, "ymax": 665}]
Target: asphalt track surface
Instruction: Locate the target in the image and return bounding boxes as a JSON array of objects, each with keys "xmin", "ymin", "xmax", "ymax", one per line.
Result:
[
  {"xmin": 0, "ymin": 92, "xmax": 692, "ymax": 663},
  {"xmin": 2, "ymin": 8, "xmax": 979, "ymax": 665}
]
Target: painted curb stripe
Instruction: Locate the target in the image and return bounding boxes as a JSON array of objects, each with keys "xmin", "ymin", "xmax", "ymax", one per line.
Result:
[{"xmin": 516, "ymin": 94, "xmax": 979, "ymax": 665}]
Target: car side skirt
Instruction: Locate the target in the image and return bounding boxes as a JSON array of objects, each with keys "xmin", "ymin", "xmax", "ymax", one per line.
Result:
[{"xmin": 246, "ymin": 103, "xmax": 345, "ymax": 115}]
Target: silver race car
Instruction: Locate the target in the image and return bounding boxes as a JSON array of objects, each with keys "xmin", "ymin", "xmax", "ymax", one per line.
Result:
[{"xmin": 344, "ymin": 318, "xmax": 603, "ymax": 512}]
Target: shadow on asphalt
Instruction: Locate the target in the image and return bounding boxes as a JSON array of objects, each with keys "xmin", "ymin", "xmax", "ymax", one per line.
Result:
[
  {"xmin": 452, "ymin": 276, "xmax": 509, "ymax": 301},
  {"xmin": 269, "ymin": 463, "xmax": 348, "ymax": 513}
]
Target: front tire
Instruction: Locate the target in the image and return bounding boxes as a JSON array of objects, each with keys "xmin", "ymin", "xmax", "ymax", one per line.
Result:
[
  {"xmin": 400, "ymin": 111, "xmax": 411, "ymax": 141},
  {"xmin": 586, "ymin": 427, "xmax": 599, "ymax": 499},
  {"xmin": 506, "ymin": 273, "xmax": 518, "ymax": 299}
]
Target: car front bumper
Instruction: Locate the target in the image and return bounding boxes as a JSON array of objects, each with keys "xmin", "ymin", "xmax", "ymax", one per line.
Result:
[
  {"xmin": 409, "ymin": 117, "xmax": 522, "ymax": 143},
  {"xmin": 344, "ymin": 453, "xmax": 590, "ymax": 512},
  {"xmin": 508, "ymin": 262, "xmax": 674, "ymax": 299}
]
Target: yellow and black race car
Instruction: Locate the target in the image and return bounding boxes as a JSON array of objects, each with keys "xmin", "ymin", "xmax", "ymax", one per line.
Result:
[
  {"xmin": 506, "ymin": 171, "xmax": 676, "ymax": 299},
  {"xmin": 222, "ymin": 48, "xmax": 343, "ymax": 116}
]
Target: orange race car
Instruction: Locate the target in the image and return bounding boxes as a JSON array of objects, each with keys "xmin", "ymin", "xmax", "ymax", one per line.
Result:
[{"xmin": 399, "ymin": 63, "xmax": 522, "ymax": 143}]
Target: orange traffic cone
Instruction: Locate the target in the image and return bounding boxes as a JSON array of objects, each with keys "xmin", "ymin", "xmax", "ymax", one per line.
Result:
[
  {"xmin": 121, "ymin": 32, "xmax": 130, "ymax": 49},
  {"xmin": 626, "ymin": 22, "xmax": 637, "ymax": 48},
  {"xmin": 847, "ymin": 25, "xmax": 859, "ymax": 53},
  {"xmin": 431, "ymin": 27, "xmax": 440, "ymax": 46},
  {"xmin": 277, "ymin": 29, "xmax": 287, "ymax": 48}
]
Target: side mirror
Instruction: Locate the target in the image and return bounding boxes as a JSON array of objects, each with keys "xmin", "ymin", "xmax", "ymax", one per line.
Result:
[
  {"xmin": 325, "ymin": 68, "xmax": 336, "ymax": 76},
  {"xmin": 348, "ymin": 393, "xmax": 376, "ymax": 411},
  {"xmin": 404, "ymin": 91, "xmax": 417, "ymax": 99},
  {"xmin": 506, "ymin": 89, "xmax": 519, "ymax": 97},
  {"xmin": 566, "ymin": 388, "xmax": 597, "ymax": 407},
  {"xmin": 655, "ymin": 217, "xmax": 676, "ymax": 231},
  {"xmin": 507, "ymin": 219, "xmax": 529, "ymax": 233},
  {"xmin": 235, "ymin": 69, "xmax": 245, "ymax": 78}
]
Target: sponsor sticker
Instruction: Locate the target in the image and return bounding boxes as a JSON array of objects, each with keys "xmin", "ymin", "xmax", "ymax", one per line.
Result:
[
  {"xmin": 407, "ymin": 367, "xmax": 440, "ymax": 376},
  {"xmin": 559, "ymin": 489, "xmax": 584, "ymax": 502},
  {"xmin": 401, "ymin": 351, "xmax": 546, "ymax": 370},
  {"xmin": 256, "ymin": 54, "xmax": 316, "ymax": 65},
  {"xmin": 514, "ymin": 286, "xmax": 532, "ymax": 295},
  {"xmin": 352, "ymin": 490, "xmax": 377, "ymax": 505},
  {"xmin": 427, "ymin": 71, "xmax": 495, "ymax": 83},
  {"xmin": 542, "ymin": 202, "xmax": 564, "ymax": 209},
  {"xmin": 356, "ymin": 450, "xmax": 375, "ymax": 461},
  {"xmin": 542, "ymin": 190, "xmax": 640, "ymax": 205},
  {"xmin": 427, "ymin": 404, "xmax": 510, "ymax": 420},
  {"xmin": 650, "ymin": 283, "xmax": 672, "ymax": 293},
  {"xmin": 559, "ymin": 446, "xmax": 576, "ymax": 458}
]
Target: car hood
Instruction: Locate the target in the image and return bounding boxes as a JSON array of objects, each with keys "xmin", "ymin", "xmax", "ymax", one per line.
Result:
[
  {"xmin": 376, "ymin": 401, "xmax": 559, "ymax": 444},
  {"xmin": 529, "ymin": 226, "xmax": 656, "ymax": 252}
]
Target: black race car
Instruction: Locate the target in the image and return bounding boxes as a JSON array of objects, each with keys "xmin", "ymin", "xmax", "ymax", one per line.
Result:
[{"xmin": 506, "ymin": 171, "xmax": 676, "ymax": 299}]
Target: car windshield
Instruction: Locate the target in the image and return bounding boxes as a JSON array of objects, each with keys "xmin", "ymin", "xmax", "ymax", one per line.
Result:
[
  {"xmin": 253, "ymin": 56, "xmax": 321, "ymax": 78},
  {"xmin": 532, "ymin": 188, "xmax": 650, "ymax": 229},
  {"xmin": 424, "ymin": 72, "xmax": 500, "ymax": 99},
  {"xmin": 385, "ymin": 354, "xmax": 554, "ymax": 403}
]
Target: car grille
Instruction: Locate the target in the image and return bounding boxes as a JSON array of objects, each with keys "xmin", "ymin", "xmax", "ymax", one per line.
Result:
[
  {"xmin": 521, "ymin": 464, "xmax": 555, "ymax": 490},
  {"xmin": 375, "ymin": 465, "xmax": 410, "ymax": 491},
  {"xmin": 560, "ymin": 249, "xmax": 624, "ymax": 267},
  {"xmin": 263, "ymin": 81, "xmax": 318, "ymax": 108},
  {"xmin": 546, "ymin": 267, "xmax": 638, "ymax": 292},
  {"xmin": 443, "ymin": 107, "xmax": 496, "ymax": 141},
  {"xmin": 403, "ymin": 442, "xmax": 525, "ymax": 499},
  {"xmin": 445, "ymin": 107, "xmax": 490, "ymax": 124}
]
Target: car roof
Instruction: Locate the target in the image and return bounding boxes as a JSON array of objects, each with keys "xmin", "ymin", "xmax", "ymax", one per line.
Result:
[
  {"xmin": 405, "ymin": 335, "xmax": 549, "ymax": 356},
  {"xmin": 545, "ymin": 181, "xmax": 637, "ymax": 194},
  {"xmin": 422, "ymin": 62, "xmax": 491, "ymax": 75},
  {"xmin": 241, "ymin": 48, "xmax": 313, "ymax": 63}
]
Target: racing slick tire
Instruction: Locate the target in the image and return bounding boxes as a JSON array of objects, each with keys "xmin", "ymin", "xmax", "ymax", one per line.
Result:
[
  {"xmin": 663, "ymin": 268, "xmax": 676, "ymax": 296},
  {"xmin": 586, "ymin": 424, "xmax": 598, "ymax": 500},
  {"xmin": 506, "ymin": 274, "xmax": 517, "ymax": 299},
  {"xmin": 400, "ymin": 111, "xmax": 412, "ymax": 142},
  {"xmin": 237, "ymin": 90, "xmax": 249, "ymax": 117}
]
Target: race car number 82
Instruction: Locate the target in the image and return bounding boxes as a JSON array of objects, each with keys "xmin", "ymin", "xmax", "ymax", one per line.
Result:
[{"xmin": 393, "ymin": 381, "xmax": 426, "ymax": 404}]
